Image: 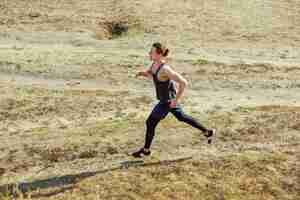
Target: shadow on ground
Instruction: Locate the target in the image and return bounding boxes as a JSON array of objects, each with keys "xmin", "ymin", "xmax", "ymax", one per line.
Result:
[{"xmin": 0, "ymin": 157, "xmax": 191, "ymax": 198}]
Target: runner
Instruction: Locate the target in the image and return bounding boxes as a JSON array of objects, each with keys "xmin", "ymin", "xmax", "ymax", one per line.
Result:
[{"xmin": 132, "ymin": 42, "xmax": 215, "ymax": 158}]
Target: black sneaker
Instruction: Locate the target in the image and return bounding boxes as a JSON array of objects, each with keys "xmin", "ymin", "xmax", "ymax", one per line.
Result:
[
  {"xmin": 205, "ymin": 129, "xmax": 216, "ymax": 144},
  {"xmin": 132, "ymin": 148, "xmax": 151, "ymax": 158}
]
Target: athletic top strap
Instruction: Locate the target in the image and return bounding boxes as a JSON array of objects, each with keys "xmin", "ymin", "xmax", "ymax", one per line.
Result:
[{"xmin": 154, "ymin": 63, "xmax": 165, "ymax": 77}]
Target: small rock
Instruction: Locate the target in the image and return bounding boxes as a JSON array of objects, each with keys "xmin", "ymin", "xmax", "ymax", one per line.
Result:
[
  {"xmin": 0, "ymin": 168, "xmax": 5, "ymax": 175},
  {"xmin": 66, "ymin": 81, "xmax": 81, "ymax": 86},
  {"xmin": 106, "ymin": 146, "xmax": 118, "ymax": 155},
  {"xmin": 29, "ymin": 12, "xmax": 41, "ymax": 18},
  {"xmin": 58, "ymin": 118, "xmax": 71, "ymax": 128},
  {"xmin": 8, "ymin": 127, "xmax": 18, "ymax": 135}
]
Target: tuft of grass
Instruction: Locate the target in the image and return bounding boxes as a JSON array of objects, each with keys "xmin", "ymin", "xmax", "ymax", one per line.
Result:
[
  {"xmin": 96, "ymin": 5, "xmax": 144, "ymax": 40},
  {"xmin": 234, "ymin": 106, "xmax": 257, "ymax": 113},
  {"xmin": 192, "ymin": 58, "xmax": 209, "ymax": 66},
  {"xmin": 26, "ymin": 127, "xmax": 49, "ymax": 135},
  {"xmin": 78, "ymin": 149, "xmax": 98, "ymax": 159}
]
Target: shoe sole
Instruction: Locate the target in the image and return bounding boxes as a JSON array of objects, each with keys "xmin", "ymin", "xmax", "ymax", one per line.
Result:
[{"xmin": 207, "ymin": 129, "xmax": 216, "ymax": 144}]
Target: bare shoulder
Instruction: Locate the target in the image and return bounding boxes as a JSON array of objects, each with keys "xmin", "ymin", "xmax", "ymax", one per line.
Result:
[
  {"xmin": 161, "ymin": 64, "xmax": 178, "ymax": 78},
  {"xmin": 161, "ymin": 64, "xmax": 187, "ymax": 84},
  {"xmin": 162, "ymin": 64, "xmax": 176, "ymax": 74}
]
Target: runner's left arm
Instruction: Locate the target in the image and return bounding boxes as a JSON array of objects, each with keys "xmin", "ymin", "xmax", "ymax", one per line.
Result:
[{"xmin": 163, "ymin": 66, "xmax": 188, "ymax": 102}]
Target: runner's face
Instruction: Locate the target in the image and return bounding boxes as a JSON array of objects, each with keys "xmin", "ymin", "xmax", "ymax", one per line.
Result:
[{"xmin": 149, "ymin": 47, "xmax": 160, "ymax": 61}]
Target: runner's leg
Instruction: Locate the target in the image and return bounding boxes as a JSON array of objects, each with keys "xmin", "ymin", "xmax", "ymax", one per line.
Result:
[{"xmin": 171, "ymin": 106, "xmax": 208, "ymax": 132}]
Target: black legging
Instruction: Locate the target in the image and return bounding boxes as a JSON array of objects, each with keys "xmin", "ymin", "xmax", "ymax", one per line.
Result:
[{"xmin": 144, "ymin": 107, "xmax": 208, "ymax": 149}]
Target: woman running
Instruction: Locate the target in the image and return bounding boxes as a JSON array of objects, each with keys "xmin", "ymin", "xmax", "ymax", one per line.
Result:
[{"xmin": 132, "ymin": 42, "xmax": 215, "ymax": 158}]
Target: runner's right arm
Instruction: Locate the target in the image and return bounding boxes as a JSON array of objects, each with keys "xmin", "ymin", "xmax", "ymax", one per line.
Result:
[{"xmin": 136, "ymin": 67, "xmax": 153, "ymax": 79}]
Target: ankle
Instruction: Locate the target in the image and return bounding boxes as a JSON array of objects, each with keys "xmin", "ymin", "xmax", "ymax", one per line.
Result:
[{"xmin": 205, "ymin": 129, "xmax": 214, "ymax": 137}]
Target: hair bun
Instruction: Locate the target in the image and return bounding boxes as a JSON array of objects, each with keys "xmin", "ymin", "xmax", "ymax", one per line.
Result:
[
  {"xmin": 163, "ymin": 48, "xmax": 169, "ymax": 57},
  {"xmin": 152, "ymin": 42, "xmax": 169, "ymax": 57}
]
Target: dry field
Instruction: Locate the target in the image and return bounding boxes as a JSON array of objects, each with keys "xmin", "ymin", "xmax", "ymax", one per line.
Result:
[{"xmin": 0, "ymin": 0, "xmax": 300, "ymax": 199}]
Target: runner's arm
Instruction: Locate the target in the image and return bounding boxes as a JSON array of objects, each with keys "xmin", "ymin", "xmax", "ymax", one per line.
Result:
[
  {"xmin": 136, "ymin": 67, "xmax": 153, "ymax": 79},
  {"xmin": 163, "ymin": 66, "xmax": 188, "ymax": 102}
]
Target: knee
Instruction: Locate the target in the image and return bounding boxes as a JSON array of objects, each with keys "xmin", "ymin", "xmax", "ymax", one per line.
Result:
[{"xmin": 175, "ymin": 113, "xmax": 185, "ymax": 121}]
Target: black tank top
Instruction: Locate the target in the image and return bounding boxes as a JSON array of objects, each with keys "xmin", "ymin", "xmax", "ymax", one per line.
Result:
[{"xmin": 152, "ymin": 63, "xmax": 176, "ymax": 102}]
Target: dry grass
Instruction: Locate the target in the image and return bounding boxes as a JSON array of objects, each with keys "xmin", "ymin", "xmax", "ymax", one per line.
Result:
[
  {"xmin": 1, "ymin": 0, "xmax": 300, "ymax": 199},
  {"xmin": 2, "ymin": 151, "xmax": 298, "ymax": 200},
  {"xmin": 1, "ymin": 105, "xmax": 299, "ymax": 199}
]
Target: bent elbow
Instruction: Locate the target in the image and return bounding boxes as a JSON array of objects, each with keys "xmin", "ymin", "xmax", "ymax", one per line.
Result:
[{"xmin": 182, "ymin": 79, "xmax": 188, "ymax": 87}]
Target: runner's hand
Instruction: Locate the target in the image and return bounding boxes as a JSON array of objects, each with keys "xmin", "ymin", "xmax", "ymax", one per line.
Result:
[
  {"xmin": 169, "ymin": 99, "xmax": 177, "ymax": 108},
  {"xmin": 136, "ymin": 71, "xmax": 144, "ymax": 78}
]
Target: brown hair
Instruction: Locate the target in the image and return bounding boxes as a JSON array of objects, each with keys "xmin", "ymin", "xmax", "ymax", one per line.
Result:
[{"xmin": 152, "ymin": 42, "xmax": 169, "ymax": 57}]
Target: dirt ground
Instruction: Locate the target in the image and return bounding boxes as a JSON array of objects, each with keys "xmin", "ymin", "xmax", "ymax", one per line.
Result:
[{"xmin": 0, "ymin": 0, "xmax": 299, "ymax": 199}]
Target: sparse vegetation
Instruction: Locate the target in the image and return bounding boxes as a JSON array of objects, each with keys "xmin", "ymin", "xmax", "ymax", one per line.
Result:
[
  {"xmin": 0, "ymin": 0, "xmax": 300, "ymax": 199},
  {"xmin": 192, "ymin": 58, "xmax": 209, "ymax": 66}
]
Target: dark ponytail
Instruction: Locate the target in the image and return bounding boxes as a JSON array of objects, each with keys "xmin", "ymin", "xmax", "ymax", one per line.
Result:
[
  {"xmin": 152, "ymin": 42, "xmax": 170, "ymax": 57},
  {"xmin": 163, "ymin": 48, "xmax": 169, "ymax": 57}
]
